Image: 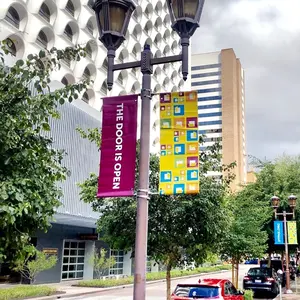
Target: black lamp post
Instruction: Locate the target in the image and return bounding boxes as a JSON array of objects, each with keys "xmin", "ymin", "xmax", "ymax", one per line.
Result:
[
  {"xmin": 94, "ymin": 1, "xmax": 205, "ymax": 299},
  {"xmin": 271, "ymin": 195, "xmax": 297, "ymax": 294}
]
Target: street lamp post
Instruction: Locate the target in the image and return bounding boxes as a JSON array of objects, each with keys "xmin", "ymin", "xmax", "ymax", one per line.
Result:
[
  {"xmin": 93, "ymin": 1, "xmax": 205, "ymax": 299},
  {"xmin": 271, "ymin": 195, "xmax": 297, "ymax": 294}
]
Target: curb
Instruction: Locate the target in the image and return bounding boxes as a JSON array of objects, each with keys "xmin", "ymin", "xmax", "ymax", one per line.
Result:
[{"xmin": 33, "ymin": 269, "xmax": 231, "ymax": 300}]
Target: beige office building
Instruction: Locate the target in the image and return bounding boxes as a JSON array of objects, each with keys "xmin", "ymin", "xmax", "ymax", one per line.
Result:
[{"xmin": 192, "ymin": 49, "xmax": 246, "ymax": 190}]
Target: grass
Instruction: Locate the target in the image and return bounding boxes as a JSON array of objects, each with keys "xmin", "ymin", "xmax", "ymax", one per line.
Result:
[
  {"xmin": 0, "ymin": 285, "xmax": 57, "ymax": 300},
  {"xmin": 76, "ymin": 264, "xmax": 231, "ymax": 287}
]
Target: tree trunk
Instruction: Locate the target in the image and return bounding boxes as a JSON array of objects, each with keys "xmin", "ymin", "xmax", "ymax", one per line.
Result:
[
  {"xmin": 235, "ymin": 262, "xmax": 239, "ymax": 289},
  {"xmin": 166, "ymin": 264, "xmax": 172, "ymax": 300},
  {"xmin": 268, "ymin": 253, "xmax": 272, "ymax": 267},
  {"xmin": 231, "ymin": 261, "xmax": 235, "ymax": 286}
]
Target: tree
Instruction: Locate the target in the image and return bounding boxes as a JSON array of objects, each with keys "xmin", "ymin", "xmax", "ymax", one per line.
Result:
[
  {"xmin": 13, "ymin": 248, "xmax": 57, "ymax": 283},
  {"xmin": 90, "ymin": 248, "xmax": 116, "ymax": 279},
  {"xmin": 220, "ymin": 184, "xmax": 269, "ymax": 288},
  {"xmin": 79, "ymin": 131, "xmax": 235, "ymax": 300},
  {"xmin": 0, "ymin": 42, "xmax": 89, "ymax": 264}
]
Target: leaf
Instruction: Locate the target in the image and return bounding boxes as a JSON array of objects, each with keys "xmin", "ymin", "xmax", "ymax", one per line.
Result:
[
  {"xmin": 39, "ymin": 50, "xmax": 46, "ymax": 58},
  {"xmin": 42, "ymin": 123, "xmax": 51, "ymax": 131}
]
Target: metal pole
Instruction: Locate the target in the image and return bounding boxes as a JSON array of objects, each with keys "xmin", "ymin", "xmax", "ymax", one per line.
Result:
[
  {"xmin": 284, "ymin": 211, "xmax": 293, "ymax": 294},
  {"xmin": 133, "ymin": 44, "xmax": 153, "ymax": 300}
]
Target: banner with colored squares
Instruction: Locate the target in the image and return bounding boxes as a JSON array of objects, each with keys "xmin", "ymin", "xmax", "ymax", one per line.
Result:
[
  {"xmin": 288, "ymin": 221, "xmax": 298, "ymax": 245},
  {"xmin": 159, "ymin": 91, "xmax": 199, "ymax": 195}
]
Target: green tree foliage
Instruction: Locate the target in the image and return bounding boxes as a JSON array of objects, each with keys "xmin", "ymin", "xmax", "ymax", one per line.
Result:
[
  {"xmin": 89, "ymin": 248, "xmax": 116, "ymax": 279},
  {"xmin": 220, "ymin": 184, "xmax": 269, "ymax": 288},
  {"xmin": 79, "ymin": 132, "xmax": 235, "ymax": 300},
  {"xmin": 13, "ymin": 248, "xmax": 57, "ymax": 283},
  {"xmin": 0, "ymin": 43, "xmax": 89, "ymax": 263}
]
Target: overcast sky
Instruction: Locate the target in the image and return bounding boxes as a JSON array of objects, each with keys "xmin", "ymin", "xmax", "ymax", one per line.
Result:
[{"xmin": 191, "ymin": 0, "xmax": 300, "ymax": 161}]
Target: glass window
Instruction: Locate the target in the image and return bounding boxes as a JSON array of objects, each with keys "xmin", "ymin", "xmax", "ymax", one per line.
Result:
[
  {"xmin": 39, "ymin": 3, "xmax": 51, "ymax": 22},
  {"xmin": 192, "ymin": 79, "xmax": 221, "ymax": 86},
  {"xmin": 199, "ymin": 120, "xmax": 222, "ymax": 126},
  {"xmin": 198, "ymin": 96, "xmax": 222, "ymax": 102},
  {"xmin": 36, "ymin": 30, "xmax": 48, "ymax": 49},
  {"xmin": 5, "ymin": 38, "xmax": 17, "ymax": 57},
  {"xmin": 191, "ymin": 63, "xmax": 221, "ymax": 71},
  {"xmin": 191, "ymin": 72, "xmax": 221, "ymax": 79},
  {"xmin": 86, "ymin": 20, "xmax": 94, "ymax": 35},
  {"xmin": 198, "ymin": 112, "xmax": 222, "ymax": 118},
  {"xmin": 198, "ymin": 104, "xmax": 222, "ymax": 110},
  {"xmin": 110, "ymin": 250, "xmax": 124, "ymax": 275},
  {"xmin": 174, "ymin": 285, "xmax": 219, "ymax": 298},
  {"xmin": 64, "ymin": 24, "xmax": 73, "ymax": 42},
  {"xmin": 65, "ymin": 0, "xmax": 75, "ymax": 16},
  {"xmin": 5, "ymin": 7, "xmax": 20, "ymax": 28},
  {"xmin": 198, "ymin": 88, "xmax": 222, "ymax": 94}
]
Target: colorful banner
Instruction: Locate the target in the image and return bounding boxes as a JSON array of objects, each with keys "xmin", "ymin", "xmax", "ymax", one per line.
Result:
[
  {"xmin": 159, "ymin": 91, "xmax": 199, "ymax": 195},
  {"xmin": 288, "ymin": 221, "xmax": 298, "ymax": 245},
  {"xmin": 97, "ymin": 95, "xmax": 138, "ymax": 197},
  {"xmin": 274, "ymin": 221, "xmax": 284, "ymax": 245}
]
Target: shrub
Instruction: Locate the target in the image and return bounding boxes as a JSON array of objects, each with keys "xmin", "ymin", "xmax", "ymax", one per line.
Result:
[
  {"xmin": 243, "ymin": 290, "xmax": 254, "ymax": 300},
  {"xmin": 0, "ymin": 286, "xmax": 56, "ymax": 300}
]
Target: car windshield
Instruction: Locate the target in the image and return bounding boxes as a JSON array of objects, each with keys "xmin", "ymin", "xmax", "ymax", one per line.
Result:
[
  {"xmin": 248, "ymin": 268, "xmax": 272, "ymax": 276},
  {"xmin": 174, "ymin": 285, "xmax": 219, "ymax": 298}
]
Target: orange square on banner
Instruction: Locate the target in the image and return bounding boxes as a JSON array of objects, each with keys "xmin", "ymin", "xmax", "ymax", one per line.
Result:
[
  {"xmin": 174, "ymin": 118, "xmax": 185, "ymax": 129},
  {"xmin": 187, "ymin": 143, "xmax": 198, "ymax": 154},
  {"xmin": 187, "ymin": 183, "xmax": 198, "ymax": 194}
]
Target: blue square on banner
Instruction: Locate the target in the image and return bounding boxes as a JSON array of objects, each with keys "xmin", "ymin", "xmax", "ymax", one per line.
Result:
[
  {"xmin": 161, "ymin": 150, "xmax": 166, "ymax": 156},
  {"xmin": 187, "ymin": 130, "xmax": 198, "ymax": 141},
  {"xmin": 174, "ymin": 105, "xmax": 184, "ymax": 116},
  {"xmin": 173, "ymin": 184, "xmax": 185, "ymax": 194},
  {"xmin": 174, "ymin": 144, "xmax": 185, "ymax": 155},
  {"xmin": 160, "ymin": 171, "xmax": 172, "ymax": 183},
  {"xmin": 187, "ymin": 170, "xmax": 199, "ymax": 181}
]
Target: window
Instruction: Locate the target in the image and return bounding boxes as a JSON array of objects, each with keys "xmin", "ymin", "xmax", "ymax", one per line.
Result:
[
  {"xmin": 36, "ymin": 30, "xmax": 48, "ymax": 49},
  {"xmin": 39, "ymin": 3, "xmax": 50, "ymax": 22},
  {"xmin": 199, "ymin": 120, "xmax": 222, "ymax": 126},
  {"xmin": 191, "ymin": 72, "xmax": 221, "ymax": 79},
  {"xmin": 174, "ymin": 285, "xmax": 219, "ymax": 298},
  {"xmin": 191, "ymin": 63, "xmax": 221, "ymax": 71},
  {"xmin": 102, "ymin": 58, "xmax": 108, "ymax": 70},
  {"xmin": 198, "ymin": 112, "xmax": 222, "ymax": 118},
  {"xmin": 65, "ymin": 0, "xmax": 75, "ymax": 17},
  {"xmin": 61, "ymin": 76, "xmax": 69, "ymax": 86},
  {"xmin": 87, "ymin": 0, "xmax": 94, "ymax": 9},
  {"xmin": 198, "ymin": 104, "xmax": 222, "ymax": 110},
  {"xmin": 101, "ymin": 81, "xmax": 107, "ymax": 94},
  {"xmin": 86, "ymin": 43, "xmax": 93, "ymax": 58},
  {"xmin": 86, "ymin": 20, "xmax": 94, "ymax": 35},
  {"xmin": 198, "ymin": 88, "xmax": 222, "ymax": 94},
  {"xmin": 192, "ymin": 79, "xmax": 221, "ymax": 87},
  {"xmin": 83, "ymin": 67, "xmax": 91, "ymax": 80},
  {"xmin": 198, "ymin": 96, "xmax": 222, "ymax": 102},
  {"xmin": 109, "ymin": 250, "xmax": 124, "ymax": 275},
  {"xmin": 224, "ymin": 281, "xmax": 238, "ymax": 295},
  {"xmin": 61, "ymin": 241, "xmax": 85, "ymax": 280},
  {"xmin": 199, "ymin": 128, "xmax": 222, "ymax": 134},
  {"xmin": 204, "ymin": 137, "xmax": 222, "ymax": 142},
  {"xmin": 5, "ymin": 38, "xmax": 17, "ymax": 57},
  {"xmin": 64, "ymin": 24, "xmax": 73, "ymax": 42},
  {"xmin": 82, "ymin": 92, "xmax": 89, "ymax": 103},
  {"xmin": 5, "ymin": 7, "xmax": 20, "ymax": 28},
  {"xmin": 117, "ymin": 73, "xmax": 123, "ymax": 85}
]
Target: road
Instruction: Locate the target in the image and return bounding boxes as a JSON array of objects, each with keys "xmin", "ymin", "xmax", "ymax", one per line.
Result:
[{"xmin": 70, "ymin": 265, "xmax": 274, "ymax": 300}]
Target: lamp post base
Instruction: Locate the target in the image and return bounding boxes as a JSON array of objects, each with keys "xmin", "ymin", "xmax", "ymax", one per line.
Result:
[{"xmin": 284, "ymin": 288, "xmax": 293, "ymax": 294}]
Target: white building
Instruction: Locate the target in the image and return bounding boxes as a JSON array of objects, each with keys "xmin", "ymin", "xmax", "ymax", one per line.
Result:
[{"xmin": 0, "ymin": 0, "xmax": 192, "ymax": 283}]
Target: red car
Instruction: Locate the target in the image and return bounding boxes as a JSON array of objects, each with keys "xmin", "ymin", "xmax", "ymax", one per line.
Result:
[{"xmin": 171, "ymin": 278, "xmax": 245, "ymax": 300}]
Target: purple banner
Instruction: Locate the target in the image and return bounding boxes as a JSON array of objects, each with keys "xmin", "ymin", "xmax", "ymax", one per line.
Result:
[{"xmin": 97, "ymin": 95, "xmax": 138, "ymax": 197}]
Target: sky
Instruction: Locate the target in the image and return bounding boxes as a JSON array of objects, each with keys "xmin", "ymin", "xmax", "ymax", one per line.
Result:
[{"xmin": 191, "ymin": 0, "xmax": 300, "ymax": 161}]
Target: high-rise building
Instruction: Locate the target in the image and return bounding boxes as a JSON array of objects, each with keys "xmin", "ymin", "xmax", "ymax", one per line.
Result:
[
  {"xmin": 0, "ymin": 0, "xmax": 188, "ymax": 283},
  {"xmin": 191, "ymin": 49, "xmax": 246, "ymax": 190}
]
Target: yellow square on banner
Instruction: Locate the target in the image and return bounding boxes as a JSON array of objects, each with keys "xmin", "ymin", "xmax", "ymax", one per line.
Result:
[
  {"xmin": 159, "ymin": 91, "xmax": 199, "ymax": 195},
  {"xmin": 288, "ymin": 221, "xmax": 298, "ymax": 245}
]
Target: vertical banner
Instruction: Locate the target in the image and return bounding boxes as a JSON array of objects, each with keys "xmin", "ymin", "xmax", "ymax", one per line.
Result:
[
  {"xmin": 288, "ymin": 221, "xmax": 298, "ymax": 245},
  {"xmin": 274, "ymin": 221, "xmax": 284, "ymax": 245},
  {"xmin": 159, "ymin": 91, "xmax": 199, "ymax": 195},
  {"xmin": 97, "ymin": 95, "xmax": 138, "ymax": 197}
]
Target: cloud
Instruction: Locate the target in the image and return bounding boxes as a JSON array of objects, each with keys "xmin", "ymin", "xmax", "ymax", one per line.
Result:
[{"xmin": 191, "ymin": 0, "xmax": 300, "ymax": 160}]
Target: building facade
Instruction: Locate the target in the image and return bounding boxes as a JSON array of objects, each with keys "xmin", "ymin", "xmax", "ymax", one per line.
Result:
[
  {"xmin": 0, "ymin": 0, "xmax": 189, "ymax": 283},
  {"xmin": 191, "ymin": 49, "xmax": 247, "ymax": 190}
]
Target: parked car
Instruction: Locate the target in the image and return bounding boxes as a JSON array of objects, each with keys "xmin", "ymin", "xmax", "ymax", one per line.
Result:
[
  {"xmin": 245, "ymin": 259, "xmax": 258, "ymax": 265},
  {"xmin": 171, "ymin": 278, "xmax": 244, "ymax": 299},
  {"xmin": 243, "ymin": 267, "xmax": 280, "ymax": 296}
]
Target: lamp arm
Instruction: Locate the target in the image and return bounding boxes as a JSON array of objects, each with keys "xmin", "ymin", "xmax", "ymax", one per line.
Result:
[
  {"xmin": 180, "ymin": 35, "xmax": 190, "ymax": 81},
  {"xmin": 107, "ymin": 48, "xmax": 116, "ymax": 91}
]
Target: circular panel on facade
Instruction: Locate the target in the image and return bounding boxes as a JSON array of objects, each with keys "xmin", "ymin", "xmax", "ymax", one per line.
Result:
[
  {"xmin": 154, "ymin": 33, "xmax": 162, "ymax": 48},
  {"xmin": 144, "ymin": 3, "xmax": 153, "ymax": 19},
  {"xmin": 132, "ymin": 24, "xmax": 142, "ymax": 41},
  {"xmin": 155, "ymin": 1, "xmax": 163, "ymax": 15},
  {"xmin": 132, "ymin": 5, "xmax": 142, "ymax": 22}
]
